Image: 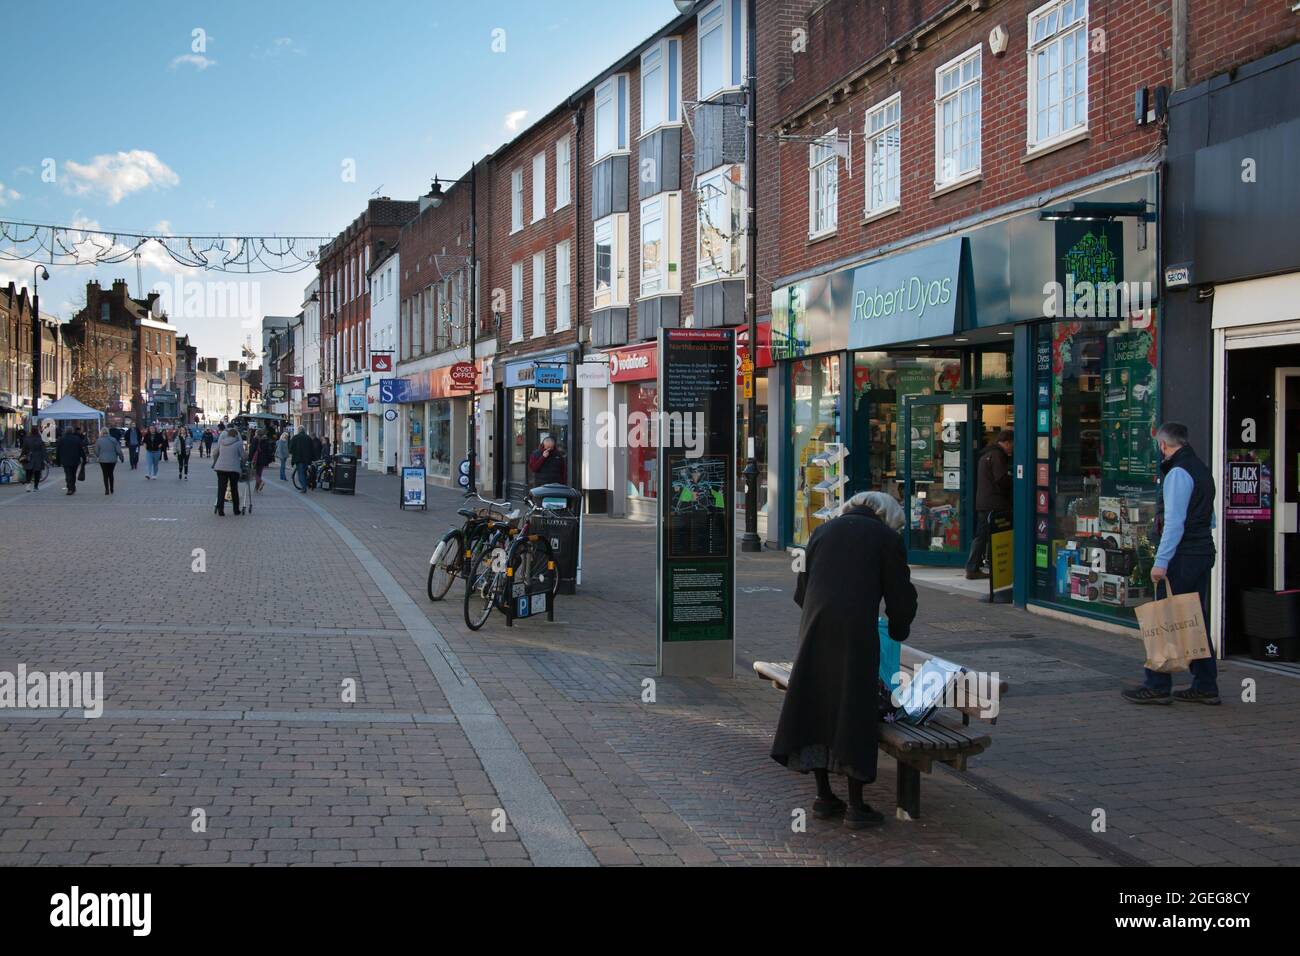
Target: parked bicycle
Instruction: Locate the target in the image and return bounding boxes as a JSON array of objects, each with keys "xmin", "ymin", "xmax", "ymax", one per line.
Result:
[
  {"xmin": 426, "ymin": 490, "xmax": 513, "ymax": 601},
  {"xmin": 292, "ymin": 457, "xmax": 334, "ymax": 492},
  {"xmin": 463, "ymin": 491, "xmax": 559, "ymax": 630}
]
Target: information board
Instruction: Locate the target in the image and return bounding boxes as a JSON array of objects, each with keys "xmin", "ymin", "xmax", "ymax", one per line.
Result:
[
  {"xmin": 400, "ymin": 466, "xmax": 426, "ymax": 510},
  {"xmin": 657, "ymin": 327, "xmax": 736, "ymax": 678}
]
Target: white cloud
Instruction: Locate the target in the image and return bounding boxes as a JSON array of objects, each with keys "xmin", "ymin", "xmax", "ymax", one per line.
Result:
[
  {"xmin": 262, "ymin": 36, "xmax": 304, "ymax": 57},
  {"xmin": 0, "ymin": 182, "xmax": 20, "ymax": 205},
  {"xmin": 170, "ymin": 53, "xmax": 217, "ymax": 71},
  {"xmin": 62, "ymin": 150, "xmax": 180, "ymax": 205},
  {"xmin": 504, "ymin": 109, "xmax": 528, "ymax": 133}
]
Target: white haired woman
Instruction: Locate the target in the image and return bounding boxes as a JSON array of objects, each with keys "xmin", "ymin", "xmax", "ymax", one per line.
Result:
[{"xmin": 770, "ymin": 489, "xmax": 917, "ymax": 828}]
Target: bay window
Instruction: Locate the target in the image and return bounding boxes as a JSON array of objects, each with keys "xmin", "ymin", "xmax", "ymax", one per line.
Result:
[
  {"xmin": 593, "ymin": 214, "xmax": 629, "ymax": 309},
  {"xmin": 640, "ymin": 192, "xmax": 681, "ymax": 297},
  {"xmin": 697, "ymin": 0, "xmax": 744, "ymax": 101},
  {"xmin": 641, "ymin": 37, "xmax": 681, "ymax": 135},
  {"xmin": 696, "ymin": 165, "xmax": 744, "ymax": 283},
  {"xmin": 1028, "ymin": 0, "xmax": 1089, "ymax": 149}
]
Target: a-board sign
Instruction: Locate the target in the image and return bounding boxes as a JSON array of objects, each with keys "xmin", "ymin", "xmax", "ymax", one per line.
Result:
[
  {"xmin": 400, "ymin": 466, "xmax": 427, "ymax": 510},
  {"xmin": 657, "ymin": 327, "xmax": 736, "ymax": 678},
  {"xmin": 989, "ymin": 512, "xmax": 1013, "ymax": 602}
]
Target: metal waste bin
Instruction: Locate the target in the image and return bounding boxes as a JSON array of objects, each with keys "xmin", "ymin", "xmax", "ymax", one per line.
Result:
[
  {"xmin": 528, "ymin": 483, "xmax": 582, "ymax": 595},
  {"xmin": 332, "ymin": 454, "xmax": 358, "ymax": 495}
]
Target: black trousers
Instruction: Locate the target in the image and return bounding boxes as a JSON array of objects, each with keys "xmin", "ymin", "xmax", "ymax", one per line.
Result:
[
  {"xmin": 966, "ymin": 511, "xmax": 992, "ymax": 574},
  {"xmin": 177, "ymin": 450, "xmax": 190, "ymax": 476},
  {"xmin": 216, "ymin": 470, "xmax": 241, "ymax": 513},
  {"xmin": 100, "ymin": 462, "xmax": 115, "ymax": 493},
  {"xmin": 63, "ymin": 464, "xmax": 79, "ymax": 492}
]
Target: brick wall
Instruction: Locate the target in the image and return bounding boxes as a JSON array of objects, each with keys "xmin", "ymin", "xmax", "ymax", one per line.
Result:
[
  {"xmin": 765, "ymin": 0, "xmax": 1168, "ymax": 288},
  {"xmin": 1185, "ymin": 0, "xmax": 1300, "ymax": 86}
]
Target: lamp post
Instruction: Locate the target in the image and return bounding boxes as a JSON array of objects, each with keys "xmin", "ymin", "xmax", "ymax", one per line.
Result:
[
  {"xmin": 309, "ymin": 287, "xmax": 340, "ymax": 453},
  {"xmin": 428, "ymin": 164, "xmax": 479, "ymax": 494},
  {"xmin": 31, "ymin": 265, "xmax": 48, "ymax": 427},
  {"xmin": 739, "ymin": 0, "xmax": 761, "ymax": 553}
]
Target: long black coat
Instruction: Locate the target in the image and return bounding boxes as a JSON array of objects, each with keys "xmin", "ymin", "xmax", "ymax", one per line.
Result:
[{"xmin": 770, "ymin": 506, "xmax": 918, "ymax": 783}]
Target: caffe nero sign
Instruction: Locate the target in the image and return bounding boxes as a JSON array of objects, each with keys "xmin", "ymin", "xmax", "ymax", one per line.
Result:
[{"xmin": 772, "ymin": 236, "xmax": 966, "ymax": 359}]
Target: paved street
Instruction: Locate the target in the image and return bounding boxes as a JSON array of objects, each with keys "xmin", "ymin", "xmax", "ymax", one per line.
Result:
[{"xmin": 1, "ymin": 462, "xmax": 1298, "ymax": 867}]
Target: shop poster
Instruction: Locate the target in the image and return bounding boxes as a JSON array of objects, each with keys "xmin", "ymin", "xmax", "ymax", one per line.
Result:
[{"xmin": 1225, "ymin": 450, "xmax": 1272, "ymax": 523}]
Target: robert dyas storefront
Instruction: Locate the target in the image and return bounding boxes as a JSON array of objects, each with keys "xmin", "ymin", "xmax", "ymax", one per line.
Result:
[{"xmin": 769, "ymin": 173, "xmax": 1163, "ymax": 630}]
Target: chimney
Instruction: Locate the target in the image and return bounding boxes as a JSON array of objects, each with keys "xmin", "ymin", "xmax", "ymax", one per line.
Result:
[
  {"xmin": 112, "ymin": 278, "xmax": 129, "ymax": 297},
  {"xmin": 228, "ymin": 360, "xmax": 239, "ymax": 373}
]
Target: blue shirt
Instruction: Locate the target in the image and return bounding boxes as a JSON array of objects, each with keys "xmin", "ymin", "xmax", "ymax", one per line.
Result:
[{"xmin": 1156, "ymin": 466, "xmax": 1215, "ymax": 568}]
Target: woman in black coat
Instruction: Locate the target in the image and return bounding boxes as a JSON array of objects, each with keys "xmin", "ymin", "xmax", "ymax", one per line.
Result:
[{"xmin": 770, "ymin": 490, "xmax": 917, "ymax": 828}]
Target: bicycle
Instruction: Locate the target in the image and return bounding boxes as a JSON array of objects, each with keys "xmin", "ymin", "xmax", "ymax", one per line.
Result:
[
  {"xmin": 292, "ymin": 457, "xmax": 335, "ymax": 492},
  {"xmin": 0, "ymin": 456, "xmax": 17, "ymax": 484},
  {"xmin": 427, "ymin": 490, "xmax": 513, "ymax": 601},
  {"xmin": 463, "ymin": 492, "xmax": 559, "ymax": 630}
]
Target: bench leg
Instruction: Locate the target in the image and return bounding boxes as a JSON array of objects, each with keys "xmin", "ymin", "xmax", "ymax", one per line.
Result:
[{"xmin": 895, "ymin": 761, "xmax": 921, "ymax": 821}]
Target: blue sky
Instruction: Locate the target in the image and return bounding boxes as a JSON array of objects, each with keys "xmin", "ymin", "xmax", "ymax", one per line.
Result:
[{"xmin": 2, "ymin": 0, "xmax": 677, "ymax": 361}]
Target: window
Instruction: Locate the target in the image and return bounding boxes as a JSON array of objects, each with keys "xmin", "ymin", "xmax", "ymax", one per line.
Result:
[
  {"xmin": 593, "ymin": 214, "xmax": 629, "ymax": 309},
  {"xmin": 866, "ymin": 94, "xmax": 901, "ymax": 214},
  {"xmin": 1028, "ymin": 0, "xmax": 1088, "ymax": 149},
  {"xmin": 696, "ymin": 165, "xmax": 745, "ymax": 283},
  {"xmin": 531, "ymin": 253, "xmax": 546, "ymax": 338},
  {"xmin": 511, "ymin": 168, "xmax": 524, "ymax": 233},
  {"xmin": 532, "ymin": 152, "xmax": 546, "ymax": 223},
  {"xmin": 641, "ymin": 38, "xmax": 681, "ymax": 135},
  {"xmin": 511, "ymin": 262, "xmax": 524, "ymax": 342},
  {"xmin": 594, "ymin": 74, "xmax": 629, "ymax": 159},
  {"xmin": 697, "ymin": 0, "xmax": 744, "ymax": 100},
  {"xmin": 555, "ymin": 241, "xmax": 572, "ymax": 331},
  {"xmin": 808, "ymin": 129, "xmax": 839, "ymax": 239},
  {"xmin": 555, "ymin": 136, "xmax": 572, "ymax": 209},
  {"xmin": 422, "ymin": 289, "xmax": 434, "ymax": 354},
  {"xmin": 934, "ymin": 46, "xmax": 982, "ymax": 187},
  {"xmin": 639, "ymin": 192, "xmax": 681, "ymax": 297}
]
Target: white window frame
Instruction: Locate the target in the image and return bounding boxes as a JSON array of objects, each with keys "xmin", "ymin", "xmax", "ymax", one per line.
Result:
[
  {"xmin": 934, "ymin": 46, "xmax": 982, "ymax": 189},
  {"xmin": 639, "ymin": 192, "xmax": 681, "ymax": 298},
  {"xmin": 594, "ymin": 74, "xmax": 630, "ymax": 161},
  {"xmin": 640, "ymin": 37, "xmax": 682, "ymax": 136},
  {"xmin": 555, "ymin": 241, "xmax": 572, "ymax": 331},
  {"xmin": 808, "ymin": 129, "xmax": 839, "ymax": 239},
  {"xmin": 510, "ymin": 262, "xmax": 524, "ymax": 343},
  {"xmin": 593, "ymin": 214, "xmax": 629, "ymax": 309},
  {"xmin": 531, "ymin": 252, "xmax": 546, "ymax": 339},
  {"xmin": 696, "ymin": 165, "xmax": 745, "ymax": 284},
  {"xmin": 697, "ymin": 0, "xmax": 745, "ymax": 101},
  {"xmin": 555, "ymin": 135, "xmax": 572, "ymax": 210},
  {"xmin": 865, "ymin": 93, "xmax": 902, "ymax": 215},
  {"xmin": 531, "ymin": 152, "xmax": 546, "ymax": 223},
  {"xmin": 511, "ymin": 168, "xmax": 524, "ymax": 233},
  {"xmin": 1027, "ymin": 0, "xmax": 1089, "ymax": 151}
]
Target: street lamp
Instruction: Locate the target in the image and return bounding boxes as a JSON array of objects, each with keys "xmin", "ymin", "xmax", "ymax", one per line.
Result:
[
  {"xmin": 31, "ymin": 265, "xmax": 48, "ymax": 426},
  {"xmin": 427, "ymin": 166, "xmax": 480, "ymax": 494},
  {"xmin": 739, "ymin": 0, "xmax": 761, "ymax": 553},
  {"xmin": 308, "ymin": 287, "xmax": 341, "ymax": 453}
]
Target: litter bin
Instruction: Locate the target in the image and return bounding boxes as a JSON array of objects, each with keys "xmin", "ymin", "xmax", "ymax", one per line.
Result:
[
  {"xmin": 332, "ymin": 454, "xmax": 358, "ymax": 495},
  {"xmin": 528, "ymin": 483, "xmax": 582, "ymax": 595}
]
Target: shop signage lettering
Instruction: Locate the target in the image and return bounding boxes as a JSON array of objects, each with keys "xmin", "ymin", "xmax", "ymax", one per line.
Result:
[
  {"xmin": 853, "ymin": 276, "xmax": 952, "ymax": 323},
  {"xmin": 1225, "ymin": 454, "xmax": 1271, "ymax": 522}
]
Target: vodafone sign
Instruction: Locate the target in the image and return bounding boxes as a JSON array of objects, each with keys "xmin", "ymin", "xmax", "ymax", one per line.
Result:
[{"xmin": 608, "ymin": 344, "xmax": 657, "ymax": 383}]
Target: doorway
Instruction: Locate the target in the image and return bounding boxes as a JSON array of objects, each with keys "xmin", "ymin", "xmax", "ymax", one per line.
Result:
[{"xmin": 902, "ymin": 396, "xmax": 973, "ymax": 564}]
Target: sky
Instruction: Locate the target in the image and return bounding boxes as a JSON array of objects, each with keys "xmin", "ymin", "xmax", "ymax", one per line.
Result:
[{"xmin": 1, "ymin": 0, "xmax": 678, "ymax": 363}]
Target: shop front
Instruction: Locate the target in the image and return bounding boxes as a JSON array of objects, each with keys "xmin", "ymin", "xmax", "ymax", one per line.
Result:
[
  {"xmin": 337, "ymin": 376, "xmax": 369, "ymax": 460},
  {"xmin": 391, "ymin": 355, "xmax": 492, "ymax": 489},
  {"xmin": 771, "ymin": 174, "xmax": 1160, "ymax": 627},
  {"xmin": 503, "ymin": 350, "xmax": 576, "ymax": 501}
]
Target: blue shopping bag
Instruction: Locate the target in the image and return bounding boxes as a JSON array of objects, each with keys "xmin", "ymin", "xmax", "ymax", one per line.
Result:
[{"xmin": 878, "ymin": 617, "xmax": 902, "ymax": 693}]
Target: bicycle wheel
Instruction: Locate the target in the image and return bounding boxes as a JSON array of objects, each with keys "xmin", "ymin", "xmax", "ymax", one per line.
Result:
[
  {"xmin": 508, "ymin": 535, "xmax": 559, "ymax": 609},
  {"xmin": 427, "ymin": 529, "xmax": 464, "ymax": 602},
  {"xmin": 464, "ymin": 545, "xmax": 508, "ymax": 631}
]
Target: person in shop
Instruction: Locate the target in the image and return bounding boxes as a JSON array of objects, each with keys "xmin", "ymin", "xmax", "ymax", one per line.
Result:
[
  {"xmin": 1122, "ymin": 422, "xmax": 1219, "ymax": 706},
  {"xmin": 770, "ymin": 491, "xmax": 918, "ymax": 829},
  {"xmin": 528, "ymin": 434, "xmax": 567, "ymax": 486},
  {"xmin": 965, "ymin": 429, "xmax": 1014, "ymax": 580}
]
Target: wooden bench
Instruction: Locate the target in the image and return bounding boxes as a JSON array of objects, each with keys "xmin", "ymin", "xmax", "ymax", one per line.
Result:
[{"xmin": 755, "ymin": 645, "xmax": 1009, "ymax": 821}]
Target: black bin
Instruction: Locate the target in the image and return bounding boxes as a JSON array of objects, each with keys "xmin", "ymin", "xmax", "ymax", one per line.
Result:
[
  {"xmin": 529, "ymin": 483, "xmax": 582, "ymax": 595},
  {"xmin": 331, "ymin": 454, "xmax": 358, "ymax": 495}
]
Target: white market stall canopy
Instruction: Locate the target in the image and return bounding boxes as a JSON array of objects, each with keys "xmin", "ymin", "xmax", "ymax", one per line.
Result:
[{"xmin": 33, "ymin": 396, "xmax": 105, "ymax": 422}]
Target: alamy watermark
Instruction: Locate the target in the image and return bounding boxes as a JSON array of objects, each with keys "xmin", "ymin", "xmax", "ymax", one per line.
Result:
[
  {"xmin": 593, "ymin": 406, "xmax": 705, "ymax": 457},
  {"xmin": 0, "ymin": 664, "xmax": 103, "ymax": 718},
  {"xmin": 1042, "ymin": 274, "xmax": 1154, "ymax": 320}
]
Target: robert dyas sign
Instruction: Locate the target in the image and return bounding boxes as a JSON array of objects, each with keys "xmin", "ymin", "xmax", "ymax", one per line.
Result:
[{"xmin": 771, "ymin": 236, "xmax": 965, "ymax": 359}]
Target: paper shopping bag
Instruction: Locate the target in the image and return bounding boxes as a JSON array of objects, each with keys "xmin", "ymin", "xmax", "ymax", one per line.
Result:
[{"xmin": 1134, "ymin": 580, "xmax": 1211, "ymax": 673}]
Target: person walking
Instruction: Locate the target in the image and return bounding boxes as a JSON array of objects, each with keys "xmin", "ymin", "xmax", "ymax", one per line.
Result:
[
  {"xmin": 276, "ymin": 429, "xmax": 290, "ymax": 481},
  {"xmin": 320, "ymin": 435, "xmax": 332, "ymax": 459},
  {"xmin": 965, "ymin": 429, "xmax": 1014, "ymax": 580},
  {"xmin": 94, "ymin": 429, "xmax": 124, "ymax": 494},
  {"xmin": 20, "ymin": 427, "xmax": 47, "ymax": 492},
  {"xmin": 250, "ymin": 428, "xmax": 275, "ymax": 492},
  {"xmin": 56, "ymin": 426, "xmax": 87, "ymax": 495},
  {"xmin": 174, "ymin": 426, "xmax": 191, "ymax": 480},
  {"xmin": 211, "ymin": 426, "xmax": 245, "ymax": 516},
  {"xmin": 770, "ymin": 491, "xmax": 918, "ymax": 828},
  {"xmin": 310, "ymin": 432, "xmax": 323, "ymax": 463},
  {"xmin": 290, "ymin": 427, "xmax": 314, "ymax": 492},
  {"xmin": 127, "ymin": 424, "xmax": 142, "ymax": 470},
  {"xmin": 143, "ymin": 426, "xmax": 166, "ymax": 479},
  {"xmin": 527, "ymin": 434, "xmax": 567, "ymax": 486},
  {"xmin": 201, "ymin": 427, "xmax": 214, "ymax": 459},
  {"xmin": 1123, "ymin": 422, "xmax": 1220, "ymax": 705}
]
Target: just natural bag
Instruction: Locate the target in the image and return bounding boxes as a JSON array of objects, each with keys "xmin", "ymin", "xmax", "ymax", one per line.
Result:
[{"xmin": 1134, "ymin": 579, "xmax": 1211, "ymax": 673}]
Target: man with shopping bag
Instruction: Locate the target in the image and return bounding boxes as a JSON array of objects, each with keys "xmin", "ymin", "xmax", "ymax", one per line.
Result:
[{"xmin": 1123, "ymin": 423, "xmax": 1220, "ymax": 705}]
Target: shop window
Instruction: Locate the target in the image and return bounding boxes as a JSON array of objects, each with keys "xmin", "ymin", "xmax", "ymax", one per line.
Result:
[
  {"xmin": 976, "ymin": 350, "xmax": 1013, "ymax": 389},
  {"xmin": 934, "ymin": 46, "xmax": 982, "ymax": 187},
  {"xmin": 1034, "ymin": 317, "xmax": 1160, "ymax": 622},
  {"xmin": 627, "ymin": 383, "xmax": 658, "ymax": 500},
  {"xmin": 696, "ymin": 165, "xmax": 744, "ymax": 283},
  {"xmin": 808, "ymin": 130, "xmax": 839, "ymax": 239},
  {"xmin": 866, "ymin": 94, "xmax": 901, "ymax": 215},
  {"xmin": 1028, "ymin": 0, "xmax": 1088, "ymax": 150},
  {"xmin": 790, "ymin": 354, "xmax": 842, "ymax": 546},
  {"xmin": 427, "ymin": 400, "xmax": 451, "ymax": 478}
]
